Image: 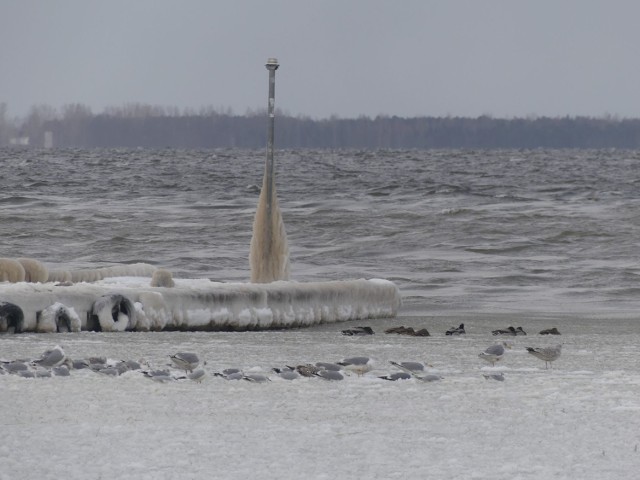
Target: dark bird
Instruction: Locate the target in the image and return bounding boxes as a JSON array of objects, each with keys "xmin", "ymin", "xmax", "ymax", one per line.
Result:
[
  {"xmin": 539, "ymin": 327, "xmax": 561, "ymax": 335},
  {"xmin": 445, "ymin": 323, "xmax": 465, "ymax": 335},
  {"xmin": 341, "ymin": 326, "xmax": 374, "ymax": 336}
]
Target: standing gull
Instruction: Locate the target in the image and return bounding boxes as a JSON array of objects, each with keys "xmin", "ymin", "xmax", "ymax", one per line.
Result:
[
  {"xmin": 169, "ymin": 352, "xmax": 200, "ymax": 373},
  {"xmin": 526, "ymin": 344, "xmax": 562, "ymax": 369},
  {"xmin": 478, "ymin": 342, "xmax": 511, "ymax": 366}
]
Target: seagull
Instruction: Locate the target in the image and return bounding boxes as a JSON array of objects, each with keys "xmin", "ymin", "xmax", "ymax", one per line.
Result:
[
  {"xmin": 187, "ymin": 368, "xmax": 206, "ymax": 383},
  {"xmin": 414, "ymin": 373, "xmax": 443, "ymax": 382},
  {"xmin": 315, "ymin": 362, "xmax": 342, "ymax": 372},
  {"xmin": 69, "ymin": 359, "xmax": 90, "ymax": 370},
  {"xmin": 32, "ymin": 345, "xmax": 66, "ymax": 368},
  {"xmin": 123, "ymin": 360, "xmax": 143, "ymax": 371},
  {"xmin": 478, "ymin": 342, "xmax": 511, "ymax": 366},
  {"xmin": 34, "ymin": 369, "xmax": 52, "ymax": 378},
  {"xmin": 214, "ymin": 368, "xmax": 244, "ymax": 380},
  {"xmin": 143, "ymin": 369, "xmax": 174, "ymax": 382},
  {"xmin": 113, "ymin": 361, "xmax": 132, "ymax": 375},
  {"xmin": 446, "ymin": 323, "xmax": 465, "ymax": 335},
  {"xmin": 97, "ymin": 366, "xmax": 121, "ymax": 376},
  {"xmin": 169, "ymin": 352, "xmax": 200, "ymax": 373},
  {"xmin": 2, "ymin": 361, "xmax": 30, "ymax": 374},
  {"xmin": 387, "ymin": 361, "xmax": 442, "ymax": 382},
  {"xmin": 379, "ymin": 372, "xmax": 412, "ymax": 381},
  {"xmin": 88, "ymin": 356, "xmax": 107, "ymax": 366},
  {"xmin": 389, "ymin": 360, "xmax": 427, "ymax": 375},
  {"xmin": 526, "ymin": 344, "xmax": 562, "ymax": 369},
  {"xmin": 52, "ymin": 365, "xmax": 71, "ymax": 377},
  {"xmin": 315, "ymin": 369, "xmax": 344, "ymax": 381},
  {"xmin": 289, "ymin": 364, "xmax": 321, "ymax": 377},
  {"xmin": 243, "ymin": 373, "xmax": 270, "ymax": 383},
  {"xmin": 272, "ymin": 367, "xmax": 300, "ymax": 380},
  {"xmin": 338, "ymin": 356, "xmax": 374, "ymax": 376}
]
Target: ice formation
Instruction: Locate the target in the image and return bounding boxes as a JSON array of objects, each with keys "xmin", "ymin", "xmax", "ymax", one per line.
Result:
[{"xmin": 0, "ymin": 277, "xmax": 401, "ymax": 333}]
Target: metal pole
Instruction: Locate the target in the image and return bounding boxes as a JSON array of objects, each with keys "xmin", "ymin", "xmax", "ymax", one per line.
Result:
[{"xmin": 265, "ymin": 58, "xmax": 279, "ymax": 220}]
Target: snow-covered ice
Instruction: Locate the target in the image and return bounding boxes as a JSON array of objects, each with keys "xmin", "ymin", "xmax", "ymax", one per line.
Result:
[{"xmin": 1, "ymin": 313, "xmax": 639, "ymax": 479}]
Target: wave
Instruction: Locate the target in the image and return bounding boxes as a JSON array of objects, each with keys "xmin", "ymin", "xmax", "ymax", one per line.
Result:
[{"xmin": 465, "ymin": 244, "xmax": 536, "ymax": 255}]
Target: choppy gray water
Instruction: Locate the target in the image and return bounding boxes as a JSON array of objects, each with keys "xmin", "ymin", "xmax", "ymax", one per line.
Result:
[{"xmin": 1, "ymin": 148, "xmax": 640, "ymax": 320}]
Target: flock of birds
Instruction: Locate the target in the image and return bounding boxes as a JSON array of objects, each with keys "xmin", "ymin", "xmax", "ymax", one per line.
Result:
[
  {"xmin": 344, "ymin": 323, "xmax": 560, "ymax": 338},
  {"xmin": 0, "ymin": 346, "xmax": 439, "ymax": 383},
  {"xmin": 338, "ymin": 322, "xmax": 564, "ymax": 382},
  {"xmin": 0, "ymin": 322, "xmax": 563, "ymax": 384}
]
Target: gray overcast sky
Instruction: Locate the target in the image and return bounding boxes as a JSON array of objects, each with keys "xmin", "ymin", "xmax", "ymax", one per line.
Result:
[{"xmin": 1, "ymin": 0, "xmax": 639, "ymax": 119}]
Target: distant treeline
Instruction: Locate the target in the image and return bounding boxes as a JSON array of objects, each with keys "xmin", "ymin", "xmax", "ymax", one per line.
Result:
[{"xmin": 2, "ymin": 102, "xmax": 640, "ymax": 149}]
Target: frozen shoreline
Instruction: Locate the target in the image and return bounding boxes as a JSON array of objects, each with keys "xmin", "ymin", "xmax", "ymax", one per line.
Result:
[{"xmin": 1, "ymin": 315, "xmax": 639, "ymax": 479}]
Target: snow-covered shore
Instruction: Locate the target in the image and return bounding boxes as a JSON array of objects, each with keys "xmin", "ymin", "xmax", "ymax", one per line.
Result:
[{"xmin": 1, "ymin": 314, "xmax": 639, "ymax": 479}]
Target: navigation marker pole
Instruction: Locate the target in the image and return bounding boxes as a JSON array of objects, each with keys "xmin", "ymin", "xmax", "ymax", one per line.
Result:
[
  {"xmin": 265, "ymin": 57, "xmax": 278, "ymax": 242},
  {"xmin": 249, "ymin": 58, "xmax": 290, "ymax": 283}
]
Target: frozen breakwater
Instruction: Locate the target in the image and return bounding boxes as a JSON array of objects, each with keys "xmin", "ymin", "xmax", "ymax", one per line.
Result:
[{"xmin": 0, "ymin": 277, "xmax": 401, "ymax": 333}]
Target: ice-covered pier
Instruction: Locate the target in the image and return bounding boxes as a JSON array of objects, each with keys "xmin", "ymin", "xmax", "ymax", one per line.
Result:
[{"xmin": 0, "ymin": 276, "xmax": 401, "ymax": 333}]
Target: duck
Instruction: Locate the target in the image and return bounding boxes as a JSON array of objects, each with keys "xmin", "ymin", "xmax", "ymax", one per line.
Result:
[{"xmin": 445, "ymin": 323, "xmax": 465, "ymax": 335}]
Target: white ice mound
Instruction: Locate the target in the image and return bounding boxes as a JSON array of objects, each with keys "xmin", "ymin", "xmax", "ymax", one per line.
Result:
[
  {"xmin": 36, "ymin": 302, "xmax": 82, "ymax": 333},
  {"xmin": 0, "ymin": 278, "xmax": 401, "ymax": 332}
]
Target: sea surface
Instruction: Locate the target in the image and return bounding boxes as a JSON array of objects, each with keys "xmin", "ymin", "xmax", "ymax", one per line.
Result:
[{"xmin": 1, "ymin": 147, "xmax": 640, "ymax": 321}]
